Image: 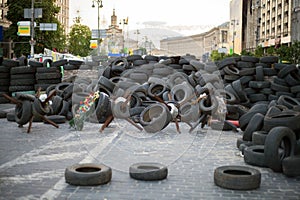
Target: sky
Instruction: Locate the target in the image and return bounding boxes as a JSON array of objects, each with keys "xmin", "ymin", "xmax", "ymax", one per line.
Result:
[{"xmin": 69, "ymin": 0, "xmax": 231, "ymax": 36}]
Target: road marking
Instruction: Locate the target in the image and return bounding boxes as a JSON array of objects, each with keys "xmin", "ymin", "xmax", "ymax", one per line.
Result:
[{"xmin": 40, "ymin": 132, "xmax": 117, "ymax": 200}]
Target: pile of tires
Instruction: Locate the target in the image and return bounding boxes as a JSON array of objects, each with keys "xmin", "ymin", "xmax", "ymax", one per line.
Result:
[
  {"xmin": 0, "ymin": 60, "xmax": 15, "ymax": 104},
  {"xmin": 237, "ymin": 97, "xmax": 300, "ymax": 177},
  {"xmin": 10, "ymin": 65, "xmax": 36, "ymax": 94}
]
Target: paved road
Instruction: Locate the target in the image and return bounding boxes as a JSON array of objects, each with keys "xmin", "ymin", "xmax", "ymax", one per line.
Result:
[{"xmin": 0, "ymin": 105, "xmax": 299, "ymax": 200}]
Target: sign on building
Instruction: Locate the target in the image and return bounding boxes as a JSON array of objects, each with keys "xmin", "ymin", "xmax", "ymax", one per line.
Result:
[
  {"xmin": 39, "ymin": 23, "xmax": 57, "ymax": 31},
  {"xmin": 90, "ymin": 40, "xmax": 98, "ymax": 49},
  {"xmin": 92, "ymin": 29, "xmax": 107, "ymax": 39}
]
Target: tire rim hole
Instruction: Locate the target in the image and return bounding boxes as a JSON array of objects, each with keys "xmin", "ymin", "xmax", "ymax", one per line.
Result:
[
  {"xmin": 76, "ymin": 167, "xmax": 101, "ymax": 173},
  {"xmin": 137, "ymin": 166, "xmax": 160, "ymax": 170},
  {"xmin": 224, "ymin": 170, "xmax": 251, "ymax": 176}
]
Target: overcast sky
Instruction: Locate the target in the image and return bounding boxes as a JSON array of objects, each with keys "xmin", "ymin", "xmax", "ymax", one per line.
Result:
[{"xmin": 69, "ymin": 0, "xmax": 230, "ymax": 36}]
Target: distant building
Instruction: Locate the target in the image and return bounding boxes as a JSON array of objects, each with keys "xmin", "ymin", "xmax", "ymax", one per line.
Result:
[
  {"xmin": 54, "ymin": 0, "xmax": 70, "ymax": 34},
  {"xmin": 160, "ymin": 22, "xmax": 230, "ymax": 61}
]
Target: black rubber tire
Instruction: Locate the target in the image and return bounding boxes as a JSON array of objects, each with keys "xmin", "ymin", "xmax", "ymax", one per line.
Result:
[
  {"xmin": 52, "ymin": 59, "xmax": 68, "ymax": 68},
  {"xmin": 10, "ymin": 74, "xmax": 35, "ymax": 80},
  {"xmin": 242, "ymin": 113, "xmax": 264, "ymax": 141},
  {"xmin": 263, "ymin": 110, "xmax": 300, "ymax": 132},
  {"xmin": 15, "ymin": 100, "xmax": 33, "ymax": 125},
  {"xmin": 36, "ymin": 72, "xmax": 62, "ymax": 80},
  {"xmin": 10, "ymin": 79, "xmax": 36, "ymax": 86},
  {"xmin": 65, "ymin": 163, "xmax": 112, "ymax": 186},
  {"xmin": 259, "ymin": 56, "xmax": 278, "ymax": 63},
  {"xmin": 264, "ymin": 126, "xmax": 296, "ymax": 172},
  {"xmin": 214, "ymin": 165, "xmax": 261, "ymax": 190},
  {"xmin": 43, "ymin": 59, "xmax": 53, "ymax": 68},
  {"xmin": 244, "ymin": 145, "xmax": 267, "ymax": 167},
  {"xmin": 44, "ymin": 115, "xmax": 66, "ymax": 124},
  {"xmin": 239, "ymin": 104, "xmax": 268, "ymax": 131},
  {"xmin": 10, "ymin": 66, "xmax": 36, "ymax": 75},
  {"xmin": 199, "ymin": 95, "xmax": 218, "ymax": 114},
  {"xmin": 282, "ymin": 155, "xmax": 300, "ymax": 177},
  {"xmin": 6, "ymin": 111, "xmax": 16, "ymax": 122},
  {"xmin": 28, "ymin": 60, "xmax": 43, "ymax": 68},
  {"xmin": 129, "ymin": 162, "xmax": 168, "ymax": 181},
  {"xmin": 9, "ymin": 86, "xmax": 34, "ymax": 92},
  {"xmin": 51, "ymin": 95, "xmax": 63, "ymax": 114},
  {"xmin": 140, "ymin": 103, "xmax": 172, "ymax": 133},
  {"xmin": 277, "ymin": 95, "xmax": 300, "ymax": 109},
  {"xmin": 36, "ymin": 67, "xmax": 60, "ymax": 73},
  {"xmin": 2, "ymin": 59, "xmax": 19, "ymax": 67},
  {"xmin": 252, "ymin": 131, "xmax": 268, "ymax": 145},
  {"xmin": 32, "ymin": 98, "xmax": 50, "ymax": 116}
]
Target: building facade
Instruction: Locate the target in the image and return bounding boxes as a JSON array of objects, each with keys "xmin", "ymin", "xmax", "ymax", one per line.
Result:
[
  {"xmin": 0, "ymin": 0, "xmax": 11, "ymax": 58},
  {"xmin": 54, "ymin": 0, "xmax": 70, "ymax": 34},
  {"xmin": 291, "ymin": 0, "xmax": 300, "ymax": 42},
  {"xmin": 160, "ymin": 22, "xmax": 230, "ymax": 61}
]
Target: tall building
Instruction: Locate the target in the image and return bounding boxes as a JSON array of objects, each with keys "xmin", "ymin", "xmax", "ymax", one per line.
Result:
[
  {"xmin": 54, "ymin": 0, "xmax": 70, "ymax": 34},
  {"xmin": 259, "ymin": 0, "xmax": 292, "ymax": 48},
  {"xmin": 229, "ymin": 0, "xmax": 243, "ymax": 54},
  {"xmin": 291, "ymin": 0, "xmax": 300, "ymax": 42}
]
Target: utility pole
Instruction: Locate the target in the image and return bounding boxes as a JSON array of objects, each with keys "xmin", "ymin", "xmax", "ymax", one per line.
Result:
[{"xmin": 30, "ymin": 0, "xmax": 35, "ymax": 58}]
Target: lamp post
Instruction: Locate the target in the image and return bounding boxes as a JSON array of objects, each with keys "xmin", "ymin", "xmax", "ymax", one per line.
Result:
[
  {"xmin": 119, "ymin": 18, "xmax": 128, "ymax": 55},
  {"xmin": 92, "ymin": 0, "xmax": 103, "ymax": 56},
  {"xmin": 134, "ymin": 29, "xmax": 140, "ymax": 49},
  {"xmin": 231, "ymin": 19, "xmax": 239, "ymax": 54}
]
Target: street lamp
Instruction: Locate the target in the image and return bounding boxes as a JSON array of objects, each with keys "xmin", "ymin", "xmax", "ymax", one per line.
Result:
[
  {"xmin": 119, "ymin": 18, "xmax": 128, "ymax": 55},
  {"xmin": 92, "ymin": 0, "xmax": 103, "ymax": 56},
  {"xmin": 231, "ymin": 19, "xmax": 239, "ymax": 54},
  {"xmin": 134, "ymin": 29, "xmax": 140, "ymax": 49}
]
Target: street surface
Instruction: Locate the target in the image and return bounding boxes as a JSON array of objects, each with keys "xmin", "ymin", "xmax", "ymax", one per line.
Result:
[{"xmin": 0, "ymin": 104, "xmax": 299, "ymax": 200}]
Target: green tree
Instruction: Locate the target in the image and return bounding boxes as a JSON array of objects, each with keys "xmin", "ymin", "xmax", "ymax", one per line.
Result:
[
  {"xmin": 5, "ymin": 0, "xmax": 66, "ymax": 57},
  {"xmin": 290, "ymin": 41, "xmax": 300, "ymax": 64},
  {"xmin": 210, "ymin": 50, "xmax": 225, "ymax": 61},
  {"xmin": 68, "ymin": 24, "xmax": 92, "ymax": 57},
  {"xmin": 254, "ymin": 45, "xmax": 264, "ymax": 57}
]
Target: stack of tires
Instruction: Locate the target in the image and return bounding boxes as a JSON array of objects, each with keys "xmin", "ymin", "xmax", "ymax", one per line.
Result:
[
  {"xmin": 9, "ymin": 60, "xmax": 36, "ymax": 94},
  {"xmin": 0, "ymin": 60, "xmax": 16, "ymax": 104},
  {"xmin": 237, "ymin": 97, "xmax": 300, "ymax": 177},
  {"xmin": 34, "ymin": 59, "xmax": 64, "ymax": 91}
]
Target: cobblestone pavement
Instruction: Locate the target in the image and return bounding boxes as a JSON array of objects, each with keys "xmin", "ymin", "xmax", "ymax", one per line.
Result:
[{"xmin": 0, "ymin": 105, "xmax": 300, "ymax": 200}]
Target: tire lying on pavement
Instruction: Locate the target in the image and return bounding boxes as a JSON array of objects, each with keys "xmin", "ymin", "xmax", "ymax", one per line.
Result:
[
  {"xmin": 15, "ymin": 100, "xmax": 33, "ymax": 125},
  {"xmin": 65, "ymin": 163, "xmax": 112, "ymax": 186},
  {"xmin": 214, "ymin": 165, "xmax": 261, "ymax": 190},
  {"xmin": 243, "ymin": 145, "xmax": 267, "ymax": 167},
  {"xmin": 129, "ymin": 162, "xmax": 168, "ymax": 181},
  {"xmin": 264, "ymin": 126, "xmax": 296, "ymax": 172},
  {"xmin": 282, "ymin": 155, "xmax": 300, "ymax": 177}
]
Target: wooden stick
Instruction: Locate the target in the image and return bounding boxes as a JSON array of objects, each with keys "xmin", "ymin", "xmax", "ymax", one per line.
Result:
[
  {"xmin": 42, "ymin": 90, "xmax": 56, "ymax": 107},
  {"xmin": 175, "ymin": 118, "xmax": 181, "ymax": 133},
  {"xmin": 2, "ymin": 93, "xmax": 22, "ymax": 106},
  {"xmin": 99, "ymin": 115, "xmax": 114, "ymax": 133},
  {"xmin": 126, "ymin": 118, "xmax": 143, "ymax": 131},
  {"xmin": 27, "ymin": 116, "xmax": 34, "ymax": 133},
  {"xmin": 40, "ymin": 115, "xmax": 59, "ymax": 128}
]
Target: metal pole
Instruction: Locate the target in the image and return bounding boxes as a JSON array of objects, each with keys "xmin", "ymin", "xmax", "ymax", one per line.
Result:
[
  {"xmin": 97, "ymin": 1, "xmax": 100, "ymax": 56},
  {"xmin": 30, "ymin": 0, "xmax": 35, "ymax": 58}
]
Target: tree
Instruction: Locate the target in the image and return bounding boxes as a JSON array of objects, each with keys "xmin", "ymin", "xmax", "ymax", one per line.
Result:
[
  {"xmin": 254, "ymin": 45, "xmax": 264, "ymax": 58},
  {"xmin": 5, "ymin": 0, "xmax": 66, "ymax": 57},
  {"xmin": 68, "ymin": 24, "xmax": 92, "ymax": 57}
]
